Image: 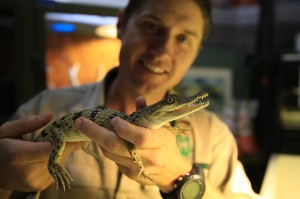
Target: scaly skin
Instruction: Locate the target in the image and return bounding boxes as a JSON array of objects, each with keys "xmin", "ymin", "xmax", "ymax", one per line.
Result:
[{"xmin": 34, "ymin": 92, "xmax": 209, "ymax": 191}]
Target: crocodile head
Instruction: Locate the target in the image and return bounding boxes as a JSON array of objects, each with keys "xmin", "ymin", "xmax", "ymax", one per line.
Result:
[{"xmin": 131, "ymin": 92, "xmax": 209, "ymax": 129}]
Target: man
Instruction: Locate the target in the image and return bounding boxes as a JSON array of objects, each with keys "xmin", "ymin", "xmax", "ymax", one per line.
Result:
[{"xmin": 0, "ymin": 0, "xmax": 261, "ymax": 198}]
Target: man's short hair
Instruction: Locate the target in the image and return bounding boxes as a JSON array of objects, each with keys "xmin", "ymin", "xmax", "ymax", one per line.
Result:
[{"xmin": 123, "ymin": 0, "xmax": 211, "ymax": 41}]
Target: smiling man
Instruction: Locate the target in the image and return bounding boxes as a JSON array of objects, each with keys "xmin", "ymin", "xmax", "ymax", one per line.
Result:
[
  {"xmin": 116, "ymin": 0, "xmax": 203, "ymax": 98},
  {"xmin": 0, "ymin": 0, "xmax": 261, "ymax": 199}
]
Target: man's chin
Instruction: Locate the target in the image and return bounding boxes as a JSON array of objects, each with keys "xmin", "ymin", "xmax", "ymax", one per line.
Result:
[{"xmin": 132, "ymin": 78, "xmax": 169, "ymax": 92}]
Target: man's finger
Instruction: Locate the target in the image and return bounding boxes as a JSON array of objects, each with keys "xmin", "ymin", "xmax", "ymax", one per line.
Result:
[
  {"xmin": 111, "ymin": 116, "xmax": 171, "ymax": 148},
  {"xmin": 0, "ymin": 113, "xmax": 53, "ymax": 139},
  {"xmin": 75, "ymin": 117, "xmax": 129, "ymax": 157},
  {"xmin": 0, "ymin": 138, "xmax": 53, "ymax": 163}
]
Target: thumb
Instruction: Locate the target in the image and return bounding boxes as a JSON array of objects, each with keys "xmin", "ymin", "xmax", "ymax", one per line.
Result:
[
  {"xmin": 64, "ymin": 141, "xmax": 86, "ymax": 156},
  {"xmin": 135, "ymin": 96, "xmax": 147, "ymax": 110},
  {"xmin": 0, "ymin": 113, "xmax": 53, "ymax": 139}
]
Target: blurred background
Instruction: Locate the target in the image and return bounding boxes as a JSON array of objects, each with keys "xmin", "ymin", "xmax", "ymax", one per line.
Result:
[{"xmin": 0, "ymin": 0, "xmax": 300, "ymax": 197}]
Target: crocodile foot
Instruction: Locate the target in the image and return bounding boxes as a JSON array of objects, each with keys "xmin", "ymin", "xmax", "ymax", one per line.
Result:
[{"xmin": 49, "ymin": 163, "xmax": 73, "ymax": 192}]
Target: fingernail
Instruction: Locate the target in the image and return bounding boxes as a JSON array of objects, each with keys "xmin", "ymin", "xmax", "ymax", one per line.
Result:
[
  {"xmin": 111, "ymin": 117, "xmax": 118, "ymax": 127},
  {"xmin": 74, "ymin": 117, "xmax": 83, "ymax": 129},
  {"xmin": 111, "ymin": 117, "xmax": 117, "ymax": 125},
  {"xmin": 38, "ymin": 113, "xmax": 50, "ymax": 120}
]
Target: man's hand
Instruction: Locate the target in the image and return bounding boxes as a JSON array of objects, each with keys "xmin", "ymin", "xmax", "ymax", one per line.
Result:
[
  {"xmin": 75, "ymin": 96, "xmax": 192, "ymax": 193},
  {"xmin": 0, "ymin": 113, "xmax": 84, "ymax": 192}
]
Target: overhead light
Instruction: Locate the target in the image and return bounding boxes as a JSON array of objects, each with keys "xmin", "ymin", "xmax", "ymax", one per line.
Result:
[
  {"xmin": 95, "ymin": 24, "xmax": 117, "ymax": 38},
  {"xmin": 46, "ymin": 12, "xmax": 118, "ymax": 27},
  {"xmin": 49, "ymin": 0, "xmax": 129, "ymax": 8},
  {"xmin": 51, "ymin": 22, "xmax": 76, "ymax": 33}
]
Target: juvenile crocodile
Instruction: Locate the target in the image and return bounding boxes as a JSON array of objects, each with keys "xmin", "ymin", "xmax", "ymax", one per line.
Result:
[{"xmin": 34, "ymin": 92, "xmax": 209, "ymax": 191}]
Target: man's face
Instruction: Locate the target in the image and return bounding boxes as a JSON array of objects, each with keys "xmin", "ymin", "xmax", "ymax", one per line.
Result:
[{"xmin": 118, "ymin": 0, "xmax": 204, "ymax": 93}]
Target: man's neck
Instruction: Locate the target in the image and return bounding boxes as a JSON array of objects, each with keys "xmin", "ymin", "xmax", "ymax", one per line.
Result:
[{"xmin": 105, "ymin": 71, "xmax": 168, "ymax": 114}]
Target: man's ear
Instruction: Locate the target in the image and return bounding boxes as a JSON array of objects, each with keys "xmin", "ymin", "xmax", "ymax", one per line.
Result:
[{"xmin": 117, "ymin": 10, "xmax": 125, "ymax": 39}]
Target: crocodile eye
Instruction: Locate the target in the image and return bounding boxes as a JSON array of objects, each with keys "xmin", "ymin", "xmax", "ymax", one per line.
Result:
[{"xmin": 167, "ymin": 97, "xmax": 175, "ymax": 104}]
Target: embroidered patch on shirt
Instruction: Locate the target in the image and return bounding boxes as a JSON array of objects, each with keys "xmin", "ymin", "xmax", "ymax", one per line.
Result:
[
  {"xmin": 176, "ymin": 134, "xmax": 193, "ymax": 159},
  {"xmin": 174, "ymin": 120, "xmax": 194, "ymax": 160}
]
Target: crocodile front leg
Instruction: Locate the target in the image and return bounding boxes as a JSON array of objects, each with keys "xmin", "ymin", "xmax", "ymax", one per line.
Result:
[
  {"xmin": 125, "ymin": 141, "xmax": 154, "ymax": 182},
  {"xmin": 48, "ymin": 129, "xmax": 73, "ymax": 191}
]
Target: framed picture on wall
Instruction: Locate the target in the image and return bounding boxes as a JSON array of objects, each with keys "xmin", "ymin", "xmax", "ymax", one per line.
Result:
[{"xmin": 175, "ymin": 66, "xmax": 233, "ymax": 115}]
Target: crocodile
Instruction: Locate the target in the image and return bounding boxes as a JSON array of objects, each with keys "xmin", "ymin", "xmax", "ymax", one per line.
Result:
[{"xmin": 34, "ymin": 92, "xmax": 209, "ymax": 192}]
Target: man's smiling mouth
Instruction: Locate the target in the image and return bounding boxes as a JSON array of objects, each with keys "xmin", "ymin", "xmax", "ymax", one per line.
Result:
[{"xmin": 139, "ymin": 60, "xmax": 168, "ymax": 74}]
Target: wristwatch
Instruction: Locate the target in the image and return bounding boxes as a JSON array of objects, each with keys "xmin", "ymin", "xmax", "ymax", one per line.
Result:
[{"xmin": 160, "ymin": 164, "xmax": 205, "ymax": 199}]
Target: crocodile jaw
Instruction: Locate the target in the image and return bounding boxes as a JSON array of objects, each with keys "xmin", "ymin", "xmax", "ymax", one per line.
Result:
[{"xmin": 142, "ymin": 92, "xmax": 209, "ymax": 129}]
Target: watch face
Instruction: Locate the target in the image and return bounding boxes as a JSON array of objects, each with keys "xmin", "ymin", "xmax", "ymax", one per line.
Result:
[{"xmin": 180, "ymin": 179, "xmax": 205, "ymax": 199}]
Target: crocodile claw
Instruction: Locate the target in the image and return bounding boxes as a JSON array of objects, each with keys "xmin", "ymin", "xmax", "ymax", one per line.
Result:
[{"xmin": 49, "ymin": 163, "xmax": 73, "ymax": 192}]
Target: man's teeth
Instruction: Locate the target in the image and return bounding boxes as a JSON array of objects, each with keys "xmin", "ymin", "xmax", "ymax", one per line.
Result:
[{"xmin": 144, "ymin": 64, "xmax": 165, "ymax": 74}]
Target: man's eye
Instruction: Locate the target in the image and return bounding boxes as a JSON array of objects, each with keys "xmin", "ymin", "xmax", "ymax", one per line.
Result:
[
  {"xmin": 177, "ymin": 35, "xmax": 189, "ymax": 45},
  {"xmin": 142, "ymin": 21, "xmax": 158, "ymax": 33}
]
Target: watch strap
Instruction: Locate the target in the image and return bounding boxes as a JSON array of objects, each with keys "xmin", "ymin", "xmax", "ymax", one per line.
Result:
[
  {"xmin": 160, "ymin": 188, "xmax": 177, "ymax": 199},
  {"xmin": 160, "ymin": 164, "xmax": 205, "ymax": 199}
]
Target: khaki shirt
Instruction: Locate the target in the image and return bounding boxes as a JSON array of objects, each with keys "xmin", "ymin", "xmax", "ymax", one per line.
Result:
[{"xmin": 11, "ymin": 80, "xmax": 261, "ymax": 199}]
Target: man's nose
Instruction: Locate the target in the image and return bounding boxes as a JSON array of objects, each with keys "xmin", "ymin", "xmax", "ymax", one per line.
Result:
[{"xmin": 148, "ymin": 32, "xmax": 173, "ymax": 56}]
